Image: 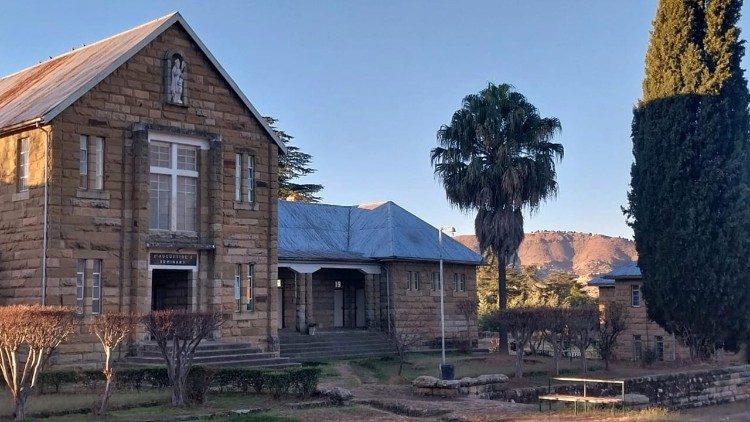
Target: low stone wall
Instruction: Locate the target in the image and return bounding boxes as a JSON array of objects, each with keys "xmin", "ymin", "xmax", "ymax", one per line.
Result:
[
  {"xmin": 495, "ymin": 364, "xmax": 750, "ymax": 409},
  {"xmin": 413, "ymin": 374, "xmax": 509, "ymax": 399}
]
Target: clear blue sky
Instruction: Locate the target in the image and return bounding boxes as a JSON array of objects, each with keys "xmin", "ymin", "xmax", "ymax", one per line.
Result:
[{"xmin": 3, "ymin": 1, "xmax": 748, "ymax": 238}]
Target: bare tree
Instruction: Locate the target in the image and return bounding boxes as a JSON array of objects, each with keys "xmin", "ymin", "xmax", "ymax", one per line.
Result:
[
  {"xmin": 0, "ymin": 305, "xmax": 77, "ymax": 421},
  {"xmin": 596, "ymin": 302, "xmax": 628, "ymax": 370},
  {"xmin": 90, "ymin": 312, "xmax": 138, "ymax": 414},
  {"xmin": 497, "ymin": 308, "xmax": 541, "ymax": 379},
  {"xmin": 386, "ymin": 314, "xmax": 429, "ymax": 376},
  {"xmin": 456, "ymin": 298, "xmax": 477, "ymax": 352},
  {"xmin": 539, "ymin": 307, "xmax": 570, "ymax": 375},
  {"xmin": 143, "ymin": 310, "xmax": 223, "ymax": 406},
  {"xmin": 568, "ymin": 307, "xmax": 598, "ymax": 374}
]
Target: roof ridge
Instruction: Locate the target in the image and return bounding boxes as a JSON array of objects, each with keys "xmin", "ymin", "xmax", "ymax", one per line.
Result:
[{"xmin": 0, "ymin": 12, "xmax": 177, "ymax": 82}]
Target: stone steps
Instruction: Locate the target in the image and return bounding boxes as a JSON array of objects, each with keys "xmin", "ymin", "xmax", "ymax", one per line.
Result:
[
  {"xmin": 128, "ymin": 341, "xmax": 299, "ymax": 369},
  {"xmin": 279, "ymin": 330, "xmax": 397, "ymax": 362}
]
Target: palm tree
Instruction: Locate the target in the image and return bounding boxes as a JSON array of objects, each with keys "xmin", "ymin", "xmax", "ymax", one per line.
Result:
[{"xmin": 431, "ymin": 83, "xmax": 563, "ymax": 353}]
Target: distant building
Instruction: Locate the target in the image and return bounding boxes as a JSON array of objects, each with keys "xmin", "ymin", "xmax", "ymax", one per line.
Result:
[
  {"xmin": 278, "ymin": 200, "xmax": 482, "ymax": 346},
  {"xmin": 589, "ymin": 264, "xmax": 689, "ymax": 362}
]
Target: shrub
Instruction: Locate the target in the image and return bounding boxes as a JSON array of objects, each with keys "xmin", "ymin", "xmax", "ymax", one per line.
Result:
[
  {"xmin": 186, "ymin": 366, "xmax": 215, "ymax": 404},
  {"xmin": 642, "ymin": 347, "xmax": 659, "ymax": 367},
  {"xmin": 265, "ymin": 371, "xmax": 292, "ymax": 399},
  {"xmin": 287, "ymin": 367, "xmax": 321, "ymax": 397}
]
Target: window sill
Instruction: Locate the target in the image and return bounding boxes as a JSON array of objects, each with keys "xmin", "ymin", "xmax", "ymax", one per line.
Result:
[
  {"xmin": 76, "ymin": 189, "xmax": 110, "ymax": 200},
  {"xmin": 234, "ymin": 202, "xmax": 259, "ymax": 211},
  {"xmin": 12, "ymin": 191, "xmax": 29, "ymax": 202}
]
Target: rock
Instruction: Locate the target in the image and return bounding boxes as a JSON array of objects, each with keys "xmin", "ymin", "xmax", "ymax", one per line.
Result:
[
  {"xmin": 436, "ymin": 379, "xmax": 460, "ymax": 388},
  {"xmin": 623, "ymin": 393, "xmax": 650, "ymax": 405},
  {"xmin": 317, "ymin": 386, "xmax": 354, "ymax": 404},
  {"xmin": 476, "ymin": 374, "xmax": 509, "ymax": 384},
  {"xmin": 412, "ymin": 375, "xmax": 440, "ymax": 388}
]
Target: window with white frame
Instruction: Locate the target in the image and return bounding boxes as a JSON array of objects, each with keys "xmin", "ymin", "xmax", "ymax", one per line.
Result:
[
  {"xmin": 633, "ymin": 334, "xmax": 643, "ymax": 361},
  {"xmin": 76, "ymin": 259, "xmax": 85, "ymax": 315},
  {"xmin": 246, "ymin": 264, "xmax": 255, "ymax": 311},
  {"xmin": 149, "ymin": 140, "xmax": 199, "ymax": 231},
  {"xmin": 234, "ymin": 153, "xmax": 255, "ymax": 203},
  {"xmin": 18, "ymin": 138, "xmax": 29, "ymax": 192},
  {"xmin": 432, "ymin": 272, "xmax": 440, "ymax": 290},
  {"xmin": 406, "ymin": 271, "xmax": 419, "ymax": 291},
  {"xmin": 234, "ymin": 264, "xmax": 242, "ymax": 312},
  {"xmin": 92, "ymin": 260, "xmax": 102, "ymax": 315},
  {"xmin": 631, "ymin": 284, "xmax": 641, "ymax": 307},
  {"xmin": 453, "ymin": 273, "xmax": 459, "ymax": 291},
  {"xmin": 459, "ymin": 274, "xmax": 466, "ymax": 292},
  {"xmin": 79, "ymin": 135, "xmax": 104, "ymax": 190}
]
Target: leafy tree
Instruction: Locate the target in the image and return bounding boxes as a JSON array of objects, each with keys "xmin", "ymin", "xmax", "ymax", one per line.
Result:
[
  {"xmin": 265, "ymin": 117, "xmax": 323, "ymax": 202},
  {"xmin": 432, "ymin": 83, "xmax": 564, "ymax": 353},
  {"xmin": 627, "ymin": 0, "xmax": 750, "ymax": 359}
]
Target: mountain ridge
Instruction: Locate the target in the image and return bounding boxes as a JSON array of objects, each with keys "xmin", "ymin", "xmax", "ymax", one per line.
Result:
[{"xmin": 455, "ymin": 230, "xmax": 637, "ymax": 279}]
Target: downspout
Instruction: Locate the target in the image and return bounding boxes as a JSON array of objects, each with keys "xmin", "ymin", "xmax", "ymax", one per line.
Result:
[{"xmin": 37, "ymin": 123, "xmax": 51, "ymax": 306}]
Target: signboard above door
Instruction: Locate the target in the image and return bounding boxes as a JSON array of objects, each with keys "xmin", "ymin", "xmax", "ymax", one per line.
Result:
[{"xmin": 150, "ymin": 253, "xmax": 197, "ymax": 266}]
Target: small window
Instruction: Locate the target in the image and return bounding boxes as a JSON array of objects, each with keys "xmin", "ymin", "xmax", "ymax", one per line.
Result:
[
  {"xmin": 246, "ymin": 264, "xmax": 255, "ymax": 311},
  {"xmin": 405, "ymin": 272, "xmax": 412, "ymax": 290},
  {"xmin": 18, "ymin": 138, "xmax": 29, "ymax": 192},
  {"xmin": 234, "ymin": 264, "xmax": 242, "ymax": 312},
  {"xmin": 432, "ymin": 272, "xmax": 440, "ymax": 290},
  {"xmin": 91, "ymin": 260, "xmax": 102, "ymax": 315},
  {"xmin": 631, "ymin": 285, "xmax": 641, "ymax": 307},
  {"xmin": 633, "ymin": 335, "xmax": 643, "ymax": 361},
  {"xmin": 413, "ymin": 272, "xmax": 420, "ymax": 291},
  {"xmin": 246, "ymin": 155, "xmax": 255, "ymax": 203},
  {"xmin": 655, "ymin": 336, "xmax": 664, "ymax": 361},
  {"xmin": 235, "ymin": 153, "xmax": 242, "ymax": 201},
  {"xmin": 459, "ymin": 274, "xmax": 467, "ymax": 292},
  {"xmin": 76, "ymin": 259, "xmax": 85, "ymax": 315},
  {"xmin": 79, "ymin": 135, "xmax": 104, "ymax": 190}
]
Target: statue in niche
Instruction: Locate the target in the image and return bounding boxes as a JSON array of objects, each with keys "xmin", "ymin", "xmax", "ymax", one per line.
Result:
[{"xmin": 169, "ymin": 55, "xmax": 185, "ymax": 104}]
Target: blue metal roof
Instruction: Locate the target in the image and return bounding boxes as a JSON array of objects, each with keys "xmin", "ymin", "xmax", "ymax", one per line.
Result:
[
  {"xmin": 602, "ymin": 262, "xmax": 642, "ymax": 279},
  {"xmin": 278, "ymin": 200, "xmax": 483, "ymax": 264}
]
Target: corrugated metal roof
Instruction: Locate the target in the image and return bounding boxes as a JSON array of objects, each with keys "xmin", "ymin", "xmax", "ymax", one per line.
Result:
[
  {"xmin": 279, "ymin": 200, "xmax": 483, "ymax": 264},
  {"xmin": 0, "ymin": 12, "xmax": 286, "ymax": 153},
  {"xmin": 603, "ymin": 262, "xmax": 642, "ymax": 279},
  {"xmin": 587, "ymin": 276, "xmax": 615, "ymax": 287}
]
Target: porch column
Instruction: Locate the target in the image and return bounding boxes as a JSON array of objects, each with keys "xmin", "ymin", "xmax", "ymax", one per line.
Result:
[
  {"xmin": 295, "ymin": 272, "xmax": 306, "ymax": 332},
  {"xmin": 365, "ymin": 273, "xmax": 377, "ymax": 328},
  {"xmin": 304, "ymin": 273, "xmax": 314, "ymax": 332}
]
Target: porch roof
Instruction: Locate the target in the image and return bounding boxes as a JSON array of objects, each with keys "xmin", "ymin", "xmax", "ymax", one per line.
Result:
[{"xmin": 278, "ymin": 200, "xmax": 482, "ymax": 265}]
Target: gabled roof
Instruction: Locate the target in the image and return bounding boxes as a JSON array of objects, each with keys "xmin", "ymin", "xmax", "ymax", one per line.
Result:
[
  {"xmin": 603, "ymin": 262, "xmax": 642, "ymax": 280},
  {"xmin": 278, "ymin": 200, "xmax": 483, "ymax": 265},
  {"xmin": 0, "ymin": 12, "xmax": 285, "ymax": 153}
]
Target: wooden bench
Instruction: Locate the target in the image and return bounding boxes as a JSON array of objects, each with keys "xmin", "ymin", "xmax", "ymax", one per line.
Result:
[{"xmin": 538, "ymin": 377, "xmax": 625, "ymax": 414}]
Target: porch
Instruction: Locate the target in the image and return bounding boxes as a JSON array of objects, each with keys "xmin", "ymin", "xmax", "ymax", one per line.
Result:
[{"xmin": 277, "ymin": 262, "xmax": 382, "ymax": 333}]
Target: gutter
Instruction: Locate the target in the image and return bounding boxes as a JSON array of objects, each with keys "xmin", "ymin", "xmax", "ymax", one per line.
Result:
[
  {"xmin": 36, "ymin": 123, "xmax": 50, "ymax": 306},
  {"xmin": 0, "ymin": 118, "xmax": 44, "ymax": 137}
]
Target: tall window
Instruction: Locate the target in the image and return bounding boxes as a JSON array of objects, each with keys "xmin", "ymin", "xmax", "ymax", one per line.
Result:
[
  {"xmin": 149, "ymin": 141, "xmax": 198, "ymax": 231},
  {"xmin": 406, "ymin": 271, "xmax": 419, "ymax": 290},
  {"xmin": 235, "ymin": 153, "xmax": 242, "ymax": 201},
  {"xmin": 453, "ymin": 273, "xmax": 459, "ymax": 291},
  {"xmin": 234, "ymin": 264, "xmax": 242, "ymax": 312},
  {"xmin": 432, "ymin": 272, "xmax": 440, "ymax": 290},
  {"xmin": 76, "ymin": 259, "xmax": 85, "ymax": 315},
  {"xmin": 247, "ymin": 155, "xmax": 255, "ymax": 203},
  {"xmin": 79, "ymin": 135, "xmax": 104, "ymax": 190},
  {"xmin": 18, "ymin": 138, "xmax": 29, "ymax": 192},
  {"xmin": 91, "ymin": 260, "xmax": 102, "ymax": 315},
  {"xmin": 631, "ymin": 284, "xmax": 641, "ymax": 307},
  {"xmin": 459, "ymin": 274, "xmax": 467, "ymax": 292},
  {"xmin": 633, "ymin": 335, "xmax": 643, "ymax": 361},
  {"xmin": 246, "ymin": 264, "xmax": 255, "ymax": 311},
  {"xmin": 655, "ymin": 336, "xmax": 664, "ymax": 361}
]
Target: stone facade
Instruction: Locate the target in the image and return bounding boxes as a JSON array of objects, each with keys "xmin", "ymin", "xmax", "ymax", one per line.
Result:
[
  {"xmin": 0, "ymin": 22, "xmax": 281, "ymax": 365},
  {"xmin": 598, "ymin": 280, "xmax": 689, "ymax": 362}
]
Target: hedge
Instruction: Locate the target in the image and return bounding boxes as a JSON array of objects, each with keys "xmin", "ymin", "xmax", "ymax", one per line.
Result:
[{"xmin": 36, "ymin": 366, "xmax": 321, "ymax": 399}]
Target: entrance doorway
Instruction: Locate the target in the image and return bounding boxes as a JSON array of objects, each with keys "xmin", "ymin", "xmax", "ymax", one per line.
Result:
[
  {"xmin": 333, "ymin": 288, "xmax": 344, "ymax": 327},
  {"xmin": 152, "ymin": 269, "xmax": 191, "ymax": 310},
  {"xmin": 355, "ymin": 288, "xmax": 365, "ymax": 328}
]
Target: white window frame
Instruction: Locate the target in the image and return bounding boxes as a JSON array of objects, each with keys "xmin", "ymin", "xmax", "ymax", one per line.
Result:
[
  {"xmin": 76, "ymin": 259, "xmax": 85, "ymax": 315},
  {"xmin": 633, "ymin": 334, "xmax": 642, "ymax": 361},
  {"xmin": 432, "ymin": 272, "xmax": 440, "ymax": 290},
  {"xmin": 412, "ymin": 271, "xmax": 420, "ymax": 291},
  {"xmin": 234, "ymin": 264, "xmax": 242, "ymax": 312},
  {"xmin": 92, "ymin": 259, "xmax": 102, "ymax": 315},
  {"xmin": 246, "ymin": 264, "xmax": 255, "ymax": 311},
  {"xmin": 235, "ymin": 153, "xmax": 242, "ymax": 201},
  {"xmin": 246, "ymin": 155, "xmax": 255, "ymax": 203},
  {"xmin": 148, "ymin": 133, "xmax": 207, "ymax": 233},
  {"xmin": 460, "ymin": 274, "xmax": 467, "ymax": 292},
  {"xmin": 79, "ymin": 136, "xmax": 88, "ymax": 189},
  {"xmin": 631, "ymin": 284, "xmax": 641, "ymax": 307},
  {"xmin": 453, "ymin": 273, "xmax": 459, "ymax": 291},
  {"xmin": 18, "ymin": 138, "xmax": 29, "ymax": 192}
]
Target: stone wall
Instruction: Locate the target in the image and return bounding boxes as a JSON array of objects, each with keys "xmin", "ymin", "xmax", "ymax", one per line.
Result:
[
  {"xmin": 384, "ymin": 261, "xmax": 478, "ymax": 347},
  {"xmin": 599, "ymin": 282, "xmax": 690, "ymax": 362},
  {"xmin": 496, "ymin": 365, "xmax": 750, "ymax": 409},
  {"xmin": 413, "ymin": 374, "xmax": 509, "ymax": 399}
]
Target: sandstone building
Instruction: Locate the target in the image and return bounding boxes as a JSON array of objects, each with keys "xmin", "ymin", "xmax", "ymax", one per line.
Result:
[
  {"xmin": 0, "ymin": 13, "xmax": 482, "ymax": 365},
  {"xmin": 590, "ymin": 264, "xmax": 689, "ymax": 362}
]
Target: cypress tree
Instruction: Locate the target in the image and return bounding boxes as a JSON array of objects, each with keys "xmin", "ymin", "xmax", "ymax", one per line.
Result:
[{"xmin": 628, "ymin": 0, "xmax": 750, "ymax": 358}]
